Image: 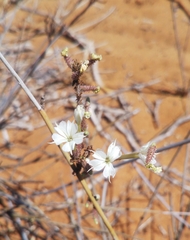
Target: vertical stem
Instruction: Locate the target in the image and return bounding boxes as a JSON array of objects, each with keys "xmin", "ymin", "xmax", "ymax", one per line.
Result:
[{"xmin": 0, "ymin": 52, "xmax": 119, "ymax": 240}]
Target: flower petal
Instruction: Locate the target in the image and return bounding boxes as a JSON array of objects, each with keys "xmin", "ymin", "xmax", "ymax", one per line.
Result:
[
  {"xmin": 70, "ymin": 122, "xmax": 78, "ymax": 136},
  {"xmin": 65, "ymin": 120, "xmax": 72, "ymax": 136},
  {"xmin": 107, "ymin": 141, "xmax": 115, "ymax": 155},
  {"xmin": 149, "ymin": 157, "xmax": 156, "ymax": 165},
  {"xmin": 62, "ymin": 141, "xmax": 74, "ymax": 153},
  {"xmin": 58, "ymin": 121, "xmax": 67, "ymax": 132},
  {"xmin": 54, "ymin": 127, "xmax": 67, "ymax": 138},
  {"xmin": 103, "ymin": 163, "xmax": 116, "ymax": 179},
  {"xmin": 52, "ymin": 133, "xmax": 67, "ymax": 145},
  {"xmin": 109, "ymin": 146, "xmax": 121, "ymax": 162},
  {"xmin": 93, "ymin": 150, "xmax": 107, "ymax": 160},
  {"xmin": 89, "ymin": 160, "xmax": 106, "ymax": 171},
  {"xmin": 139, "ymin": 153, "xmax": 146, "ymax": 163},
  {"xmin": 74, "ymin": 105, "xmax": 85, "ymax": 124},
  {"xmin": 73, "ymin": 132, "xmax": 85, "ymax": 144}
]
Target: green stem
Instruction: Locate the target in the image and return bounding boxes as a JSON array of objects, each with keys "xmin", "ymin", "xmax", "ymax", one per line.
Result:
[{"xmin": 117, "ymin": 152, "xmax": 139, "ymax": 160}]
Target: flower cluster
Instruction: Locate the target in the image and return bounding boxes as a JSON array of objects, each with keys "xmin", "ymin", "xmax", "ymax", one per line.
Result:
[
  {"xmin": 51, "ymin": 120, "xmax": 162, "ymax": 178},
  {"xmin": 50, "ymin": 49, "xmax": 162, "ymax": 182},
  {"xmin": 87, "ymin": 141, "xmax": 162, "ymax": 181},
  {"xmin": 51, "ymin": 117, "xmax": 162, "ymax": 178},
  {"xmin": 51, "ymin": 112, "xmax": 122, "ymax": 181}
]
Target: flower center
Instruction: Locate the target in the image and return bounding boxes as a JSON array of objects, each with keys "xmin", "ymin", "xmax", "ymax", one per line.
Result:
[
  {"xmin": 67, "ymin": 136, "xmax": 73, "ymax": 142},
  {"xmin": 105, "ymin": 157, "xmax": 110, "ymax": 163}
]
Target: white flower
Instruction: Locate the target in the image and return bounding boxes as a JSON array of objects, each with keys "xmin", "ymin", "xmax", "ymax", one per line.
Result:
[
  {"xmin": 74, "ymin": 105, "xmax": 85, "ymax": 124},
  {"xmin": 51, "ymin": 120, "xmax": 85, "ymax": 154},
  {"xmin": 139, "ymin": 142, "xmax": 162, "ymax": 173},
  {"xmin": 89, "ymin": 141, "xmax": 121, "ymax": 182}
]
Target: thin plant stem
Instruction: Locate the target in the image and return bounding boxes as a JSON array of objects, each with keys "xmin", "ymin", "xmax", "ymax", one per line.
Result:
[
  {"xmin": 117, "ymin": 152, "xmax": 139, "ymax": 160},
  {"xmin": 0, "ymin": 52, "xmax": 119, "ymax": 240}
]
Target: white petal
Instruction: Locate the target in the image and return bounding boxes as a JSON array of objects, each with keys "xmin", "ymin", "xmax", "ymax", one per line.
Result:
[
  {"xmin": 139, "ymin": 153, "xmax": 146, "ymax": 163},
  {"xmin": 54, "ymin": 126, "xmax": 67, "ymax": 138},
  {"xmin": 70, "ymin": 122, "xmax": 78, "ymax": 136},
  {"xmin": 54, "ymin": 122, "xmax": 68, "ymax": 138},
  {"xmin": 93, "ymin": 150, "xmax": 107, "ymax": 160},
  {"xmin": 143, "ymin": 141, "xmax": 151, "ymax": 149},
  {"xmin": 69, "ymin": 141, "xmax": 76, "ymax": 151},
  {"xmin": 106, "ymin": 141, "xmax": 121, "ymax": 162},
  {"xmin": 89, "ymin": 160, "xmax": 106, "ymax": 171},
  {"xmin": 73, "ymin": 132, "xmax": 85, "ymax": 144},
  {"xmin": 103, "ymin": 163, "xmax": 116, "ymax": 179},
  {"xmin": 149, "ymin": 157, "xmax": 156, "ymax": 165},
  {"xmin": 107, "ymin": 142, "xmax": 115, "ymax": 156},
  {"xmin": 58, "ymin": 121, "xmax": 67, "ymax": 132},
  {"xmin": 62, "ymin": 142, "xmax": 73, "ymax": 153},
  {"xmin": 52, "ymin": 133, "xmax": 66, "ymax": 145},
  {"xmin": 109, "ymin": 146, "xmax": 121, "ymax": 161},
  {"xmin": 140, "ymin": 142, "xmax": 151, "ymax": 155},
  {"xmin": 66, "ymin": 121, "xmax": 72, "ymax": 136}
]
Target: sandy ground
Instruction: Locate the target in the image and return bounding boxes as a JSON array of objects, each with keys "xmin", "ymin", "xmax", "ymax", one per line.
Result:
[{"xmin": 0, "ymin": 0, "xmax": 190, "ymax": 239}]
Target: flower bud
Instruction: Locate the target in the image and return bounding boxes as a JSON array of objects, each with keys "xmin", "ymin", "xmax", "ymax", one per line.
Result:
[
  {"xmin": 84, "ymin": 111, "xmax": 91, "ymax": 119},
  {"xmin": 74, "ymin": 105, "xmax": 85, "ymax": 124},
  {"xmin": 94, "ymin": 86, "xmax": 100, "ymax": 94},
  {"xmin": 91, "ymin": 53, "xmax": 102, "ymax": 61},
  {"xmin": 61, "ymin": 47, "xmax": 69, "ymax": 57}
]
